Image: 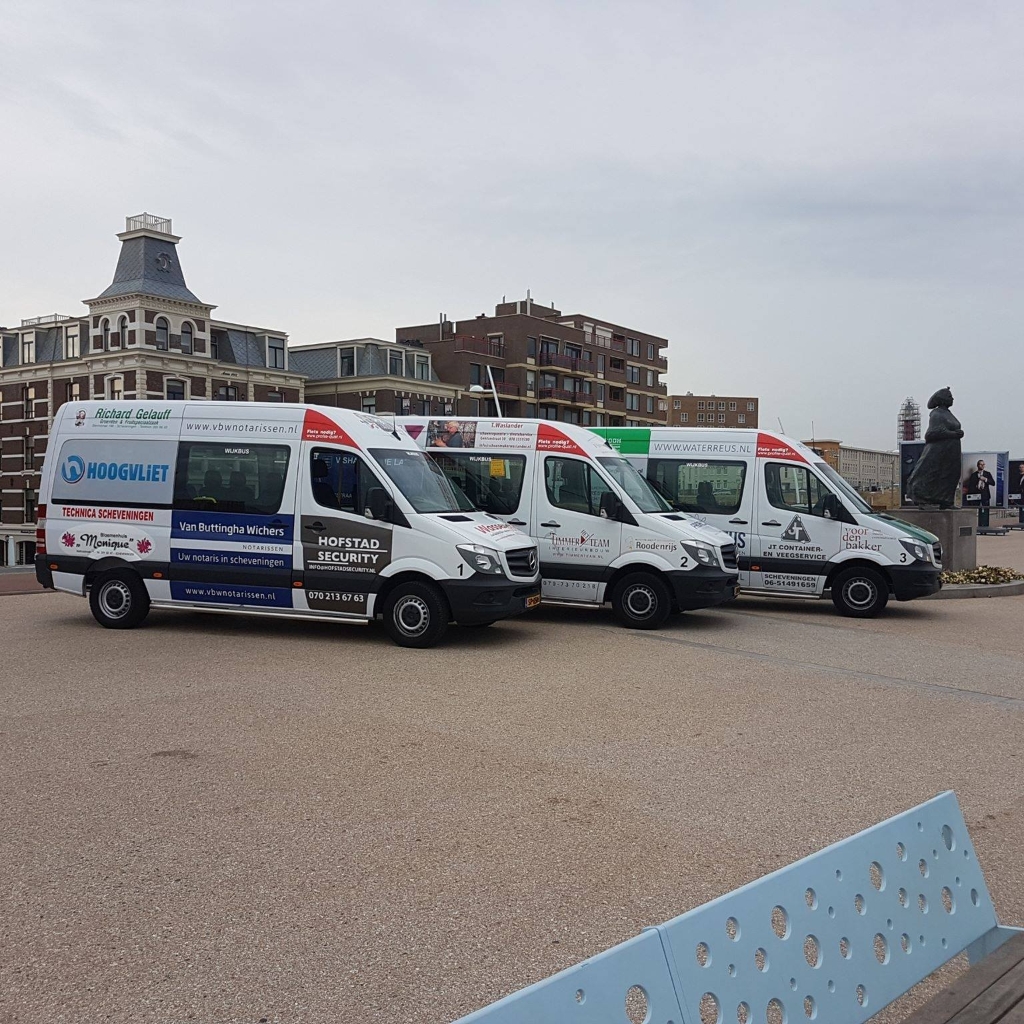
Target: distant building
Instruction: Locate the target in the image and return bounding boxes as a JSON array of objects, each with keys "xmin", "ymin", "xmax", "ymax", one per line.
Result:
[
  {"xmin": 0, "ymin": 213, "xmax": 303, "ymax": 566},
  {"xmin": 897, "ymin": 396, "xmax": 921, "ymax": 445},
  {"xmin": 289, "ymin": 337, "xmax": 460, "ymax": 416},
  {"xmin": 395, "ymin": 296, "xmax": 668, "ymax": 426},
  {"xmin": 666, "ymin": 393, "xmax": 759, "ymax": 428},
  {"xmin": 806, "ymin": 439, "xmax": 899, "ymax": 503}
]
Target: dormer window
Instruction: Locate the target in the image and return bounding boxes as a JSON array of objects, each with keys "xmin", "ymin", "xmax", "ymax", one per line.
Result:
[
  {"xmin": 389, "ymin": 351, "xmax": 404, "ymax": 376},
  {"xmin": 339, "ymin": 347, "xmax": 355, "ymax": 376},
  {"xmin": 155, "ymin": 317, "xmax": 168, "ymax": 350},
  {"xmin": 267, "ymin": 336, "xmax": 285, "ymax": 369},
  {"xmin": 181, "ymin": 321, "xmax": 193, "ymax": 354}
]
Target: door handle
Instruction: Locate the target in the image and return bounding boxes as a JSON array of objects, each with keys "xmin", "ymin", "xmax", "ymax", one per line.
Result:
[
  {"xmin": 540, "ymin": 521, "xmax": 560, "ymax": 528},
  {"xmin": 761, "ymin": 520, "xmax": 781, "ymax": 527},
  {"xmin": 729, "ymin": 518, "xmax": 748, "ymax": 525},
  {"xmin": 508, "ymin": 519, "xmax": 527, "ymax": 526},
  {"xmin": 306, "ymin": 521, "xmax": 326, "ymax": 532}
]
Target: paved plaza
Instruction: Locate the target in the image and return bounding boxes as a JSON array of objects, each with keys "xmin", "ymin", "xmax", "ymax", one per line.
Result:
[{"xmin": 2, "ymin": 551, "xmax": 1024, "ymax": 1022}]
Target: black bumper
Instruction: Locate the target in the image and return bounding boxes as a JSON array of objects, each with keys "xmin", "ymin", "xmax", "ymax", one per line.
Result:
[
  {"xmin": 667, "ymin": 566, "xmax": 741, "ymax": 611},
  {"xmin": 35, "ymin": 554, "xmax": 54, "ymax": 590},
  {"xmin": 441, "ymin": 577, "xmax": 541, "ymax": 625},
  {"xmin": 889, "ymin": 564, "xmax": 942, "ymax": 601}
]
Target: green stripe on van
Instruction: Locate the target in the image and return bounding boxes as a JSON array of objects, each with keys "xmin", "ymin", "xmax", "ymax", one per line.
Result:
[{"xmin": 592, "ymin": 427, "xmax": 651, "ymax": 455}]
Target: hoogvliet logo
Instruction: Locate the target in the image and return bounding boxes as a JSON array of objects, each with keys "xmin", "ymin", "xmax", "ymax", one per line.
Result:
[
  {"xmin": 71, "ymin": 460, "xmax": 170, "ymax": 483},
  {"xmin": 60, "ymin": 455, "xmax": 86, "ymax": 484}
]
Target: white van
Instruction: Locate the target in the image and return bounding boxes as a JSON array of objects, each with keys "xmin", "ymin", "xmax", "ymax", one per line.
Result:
[
  {"xmin": 35, "ymin": 401, "xmax": 540, "ymax": 647},
  {"xmin": 399, "ymin": 417, "xmax": 740, "ymax": 628},
  {"xmin": 592, "ymin": 426, "xmax": 942, "ymax": 616}
]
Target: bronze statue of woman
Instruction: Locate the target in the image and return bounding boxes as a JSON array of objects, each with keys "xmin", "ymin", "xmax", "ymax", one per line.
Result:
[{"xmin": 907, "ymin": 387, "xmax": 963, "ymax": 508}]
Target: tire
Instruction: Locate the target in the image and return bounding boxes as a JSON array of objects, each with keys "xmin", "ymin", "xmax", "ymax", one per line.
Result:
[
  {"xmin": 382, "ymin": 581, "xmax": 450, "ymax": 648},
  {"xmin": 610, "ymin": 572, "xmax": 673, "ymax": 630},
  {"xmin": 831, "ymin": 566, "xmax": 890, "ymax": 618},
  {"xmin": 89, "ymin": 569, "xmax": 151, "ymax": 629}
]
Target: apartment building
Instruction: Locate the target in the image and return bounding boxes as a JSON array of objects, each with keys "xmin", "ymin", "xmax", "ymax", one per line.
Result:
[
  {"xmin": 666, "ymin": 393, "xmax": 759, "ymax": 428},
  {"xmin": 289, "ymin": 337, "xmax": 460, "ymax": 416},
  {"xmin": 0, "ymin": 213, "xmax": 303, "ymax": 565},
  {"xmin": 395, "ymin": 296, "xmax": 668, "ymax": 427}
]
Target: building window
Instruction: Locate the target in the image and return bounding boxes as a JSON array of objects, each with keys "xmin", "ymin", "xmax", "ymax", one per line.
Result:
[
  {"xmin": 66, "ymin": 381, "xmax": 80, "ymax": 403},
  {"xmin": 597, "ymin": 353, "xmax": 606, "ymax": 373},
  {"xmin": 697, "ymin": 413, "xmax": 705, "ymax": 423},
  {"xmin": 24, "ymin": 488, "xmax": 37, "ymax": 524},
  {"xmin": 626, "ymin": 365, "xmax": 641, "ymax": 384},
  {"xmin": 626, "ymin": 392, "xmax": 640, "ymax": 412},
  {"xmin": 527, "ymin": 337, "xmax": 537, "ymax": 358},
  {"xmin": 697, "ymin": 400, "xmax": 705, "ymax": 410},
  {"xmin": 747, "ymin": 402, "xmax": 756, "ymax": 412},
  {"xmin": 102, "ymin": 319, "xmax": 111, "ymax": 349},
  {"xmin": 673, "ymin": 399, "xmax": 681, "ymax": 409},
  {"xmin": 729, "ymin": 401, "xmax": 737, "ymax": 411},
  {"xmin": 718, "ymin": 413, "xmax": 726, "ymax": 423},
  {"xmin": 267, "ymin": 336, "xmax": 284, "ymax": 368},
  {"xmin": 360, "ymin": 395, "xmax": 376, "ymax": 414},
  {"xmin": 24, "ymin": 435, "xmax": 34, "ymax": 470},
  {"xmin": 339, "ymin": 347, "xmax": 355, "ymax": 376},
  {"xmin": 682, "ymin": 412, "xmax": 689, "ymax": 423},
  {"xmin": 738, "ymin": 413, "xmax": 746, "ymax": 424},
  {"xmin": 21, "ymin": 334, "xmax": 35, "ymax": 364},
  {"xmin": 166, "ymin": 379, "xmax": 186, "ymax": 401},
  {"xmin": 66, "ymin": 332, "xmax": 79, "ymax": 359},
  {"xmin": 415, "ymin": 356, "xmax": 429, "ymax": 380},
  {"xmin": 398, "ymin": 398, "xmax": 412, "ymax": 415},
  {"xmin": 526, "ymin": 370, "xmax": 536, "ymax": 394},
  {"xmin": 718, "ymin": 401, "xmax": 726, "ymax": 411},
  {"xmin": 119, "ymin": 315, "xmax": 129, "ymax": 347},
  {"xmin": 22, "ymin": 386, "xmax": 35, "ymax": 418},
  {"xmin": 647, "ymin": 343, "xmax": 655, "ymax": 360},
  {"xmin": 389, "ymin": 351, "xmax": 404, "ymax": 376},
  {"xmin": 597, "ymin": 383, "xmax": 605, "ymax": 402},
  {"xmin": 470, "ymin": 363, "xmax": 482, "ymax": 386},
  {"xmin": 181, "ymin": 322, "xmax": 193, "ymax": 354},
  {"xmin": 646, "ymin": 396, "xmax": 654, "ymax": 414},
  {"xmin": 217, "ymin": 385, "xmax": 239, "ymax": 401},
  {"xmin": 267, "ymin": 391, "xmax": 284, "ymax": 402},
  {"xmin": 647, "ymin": 370, "xmax": 655, "ymax": 387},
  {"xmin": 626, "ymin": 338, "xmax": 641, "ymax": 357},
  {"xmin": 108, "ymin": 376, "xmax": 124, "ymax": 400},
  {"xmin": 155, "ymin": 317, "xmax": 168, "ymax": 350},
  {"xmin": 210, "ymin": 336, "xmax": 220, "ymax": 360}
]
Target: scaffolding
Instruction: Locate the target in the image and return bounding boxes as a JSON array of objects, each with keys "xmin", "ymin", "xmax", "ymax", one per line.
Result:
[{"xmin": 897, "ymin": 396, "xmax": 921, "ymax": 444}]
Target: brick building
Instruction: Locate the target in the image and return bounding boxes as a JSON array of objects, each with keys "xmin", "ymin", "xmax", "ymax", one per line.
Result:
[
  {"xmin": 666, "ymin": 393, "xmax": 759, "ymax": 428},
  {"xmin": 289, "ymin": 337, "xmax": 460, "ymax": 416},
  {"xmin": 395, "ymin": 296, "xmax": 669, "ymax": 426},
  {"xmin": 0, "ymin": 213, "xmax": 303, "ymax": 565}
]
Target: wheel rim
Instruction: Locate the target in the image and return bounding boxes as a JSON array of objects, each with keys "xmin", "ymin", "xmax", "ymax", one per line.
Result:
[
  {"xmin": 394, "ymin": 595, "xmax": 430, "ymax": 637},
  {"xmin": 843, "ymin": 577, "xmax": 877, "ymax": 610},
  {"xmin": 99, "ymin": 580, "xmax": 132, "ymax": 619},
  {"xmin": 624, "ymin": 583, "xmax": 657, "ymax": 620}
]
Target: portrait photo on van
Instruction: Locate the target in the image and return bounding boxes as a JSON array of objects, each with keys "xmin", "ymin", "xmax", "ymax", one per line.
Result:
[{"xmin": 425, "ymin": 419, "xmax": 477, "ymax": 449}]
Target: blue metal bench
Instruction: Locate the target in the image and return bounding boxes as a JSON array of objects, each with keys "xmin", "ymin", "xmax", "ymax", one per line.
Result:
[{"xmin": 453, "ymin": 792, "xmax": 1020, "ymax": 1024}]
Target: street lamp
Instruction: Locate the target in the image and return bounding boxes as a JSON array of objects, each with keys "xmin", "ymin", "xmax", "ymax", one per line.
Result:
[{"xmin": 469, "ymin": 365, "xmax": 503, "ymax": 417}]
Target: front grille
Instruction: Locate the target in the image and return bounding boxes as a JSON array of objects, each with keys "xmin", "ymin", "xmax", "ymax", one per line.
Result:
[
  {"xmin": 720, "ymin": 543, "xmax": 738, "ymax": 570},
  {"xmin": 506, "ymin": 546, "xmax": 538, "ymax": 577}
]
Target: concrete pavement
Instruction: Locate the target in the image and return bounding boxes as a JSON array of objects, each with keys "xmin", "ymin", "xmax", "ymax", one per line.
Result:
[{"xmin": 1, "ymin": 590, "xmax": 1023, "ymax": 1023}]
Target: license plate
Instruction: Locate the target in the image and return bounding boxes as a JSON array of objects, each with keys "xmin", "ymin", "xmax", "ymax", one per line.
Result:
[{"xmin": 526, "ymin": 593, "xmax": 542, "ymax": 609}]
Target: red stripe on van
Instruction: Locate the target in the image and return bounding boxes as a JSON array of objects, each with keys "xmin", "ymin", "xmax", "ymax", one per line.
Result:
[
  {"xmin": 536, "ymin": 423, "xmax": 588, "ymax": 457},
  {"xmin": 302, "ymin": 409, "xmax": 357, "ymax": 447},
  {"xmin": 756, "ymin": 432, "xmax": 807, "ymax": 462}
]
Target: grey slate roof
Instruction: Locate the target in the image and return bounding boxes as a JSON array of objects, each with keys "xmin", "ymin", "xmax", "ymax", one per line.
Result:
[
  {"xmin": 289, "ymin": 342, "xmax": 444, "ymax": 383},
  {"xmin": 94, "ymin": 236, "xmax": 203, "ymax": 303},
  {"xmin": 35, "ymin": 327, "xmax": 63, "ymax": 363},
  {"xmin": 288, "ymin": 347, "xmax": 338, "ymax": 379},
  {"xmin": 218, "ymin": 330, "xmax": 266, "ymax": 367},
  {"xmin": 1, "ymin": 335, "xmax": 16, "ymax": 368}
]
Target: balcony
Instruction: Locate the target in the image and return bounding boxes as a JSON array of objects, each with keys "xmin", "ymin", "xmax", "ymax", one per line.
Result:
[
  {"xmin": 540, "ymin": 387, "xmax": 588, "ymax": 404},
  {"xmin": 656, "ymin": 356, "xmax": 668, "ymax": 371},
  {"xmin": 454, "ymin": 335, "xmax": 506, "ymax": 359},
  {"xmin": 21, "ymin": 314, "xmax": 72, "ymax": 326},
  {"xmin": 538, "ymin": 351, "xmax": 581, "ymax": 371},
  {"xmin": 494, "ymin": 381, "xmax": 520, "ymax": 396}
]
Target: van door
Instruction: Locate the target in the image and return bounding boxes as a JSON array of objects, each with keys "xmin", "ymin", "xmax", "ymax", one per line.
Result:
[
  {"xmin": 645, "ymin": 456, "xmax": 754, "ymax": 587},
  {"xmin": 297, "ymin": 444, "xmax": 395, "ymax": 618},
  {"xmin": 534, "ymin": 455, "xmax": 620, "ymax": 604},
  {"xmin": 750, "ymin": 460, "xmax": 843, "ymax": 596}
]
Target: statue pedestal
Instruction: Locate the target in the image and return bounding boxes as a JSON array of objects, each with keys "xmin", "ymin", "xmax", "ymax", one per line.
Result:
[{"xmin": 893, "ymin": 508, "xmax": 976, "ymax": 571}]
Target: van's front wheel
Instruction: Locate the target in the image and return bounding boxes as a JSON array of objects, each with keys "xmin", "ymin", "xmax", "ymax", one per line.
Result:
[
  {"xmin": 89, "ymin": 569, "xmax": 151, "ymax": 629},
  {"xmin": 831, "ymin": 566, "xmax": 889, "ymax": 618},
  {"xmin": 611, "ymin": 572, "xmax": 673, "ymax": 630},
  {"xmin": 382, "ymin": 581, "xmax": 449, "ymax": 648}
]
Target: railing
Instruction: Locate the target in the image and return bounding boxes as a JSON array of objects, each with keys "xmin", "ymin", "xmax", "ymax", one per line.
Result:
[
  {"xmin": 611, "ymin": 337, "xmax": 626, "ymax": 352},
  {"xmin": 538, "ymin": 351, "xmax": 581, "ymax": 371},
  {"xmin": 454, "ymin": 336, "xmax": 505, "ymax": 359},
  {"xmin": 493, "ymin": 381, "xmax": 520, "ymax": 396},
  {"xmin": 125, "ymin": 212, "xmax": 172, "ymax": 234},
  {"xmin": 21, "ymin": 314, "xmax": 72, "ymax": 326},
  {"xmin": 656, "ymin": 356, "xmax": 668, "ymax": 371},
  {"xmin": 539, "ymin": 387, "xmax": 585, "ymax": 403}
]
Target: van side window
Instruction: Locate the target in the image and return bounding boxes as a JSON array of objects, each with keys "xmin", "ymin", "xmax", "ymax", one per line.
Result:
[
  {"xmin": 173, "ymin": 443, "xmax": 290, "ymax": 514},
  {"xmin": 764, "ymin": 462, "xmax": 830, "ymax": 517},
  {"xmin": 647, "ymin": 459, "xmax": 746, "ymax": 514},
  {"xmin": 310, "ymin": 449, "xmax": 381, "ymax": 515},
  {"xmin": 544, "ymin": 457, "xmax": 613, "ymax": 517},
  {"xmin": 428, "ymin": 452, "xmax": 526, "ymax": 514}
]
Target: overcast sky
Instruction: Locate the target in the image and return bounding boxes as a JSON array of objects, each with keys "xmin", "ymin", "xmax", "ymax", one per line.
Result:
[{"xmin": 2, "ymin": 1, "xmax": 1021, "ymax": 452}]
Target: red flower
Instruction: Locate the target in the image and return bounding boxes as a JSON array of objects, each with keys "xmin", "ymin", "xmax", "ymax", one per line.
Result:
[
  {"xmin": 61, "ymin": 532, "xmax": 75, "ymax": 548},
  {"xmin": 136, "ymin": 538, "xmax": 152, "ymax": 555}
]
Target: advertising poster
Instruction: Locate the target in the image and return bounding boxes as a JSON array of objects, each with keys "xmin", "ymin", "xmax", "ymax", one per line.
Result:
[
  {"xmin": 1009, "ymin": 457, "xmax": 1024, "ymax": 507},
  {"xmin": 424, "ymin": 420, "xmax": 478, "ymax": 448},
  {"xmin": 961, "ymin": 451, "xmax": 1008, "ymax": 508},
  {"xmin": 899, "ymin": 441, "xmax": 925, "ymax": 506}
]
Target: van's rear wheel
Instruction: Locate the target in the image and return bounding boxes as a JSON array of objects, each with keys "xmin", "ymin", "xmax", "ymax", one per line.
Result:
[
  {"xmin": 611, "ymin": 572, "xmax": 673, "ymax": 630},
  {"xmin": 89, "ymin": 569, "xmax": 150, "ymax": 629},
  {"xmin": 382, "ymin": 581, "xmax": 449, "ymax": 648},
  {"xmin": 831, "ymin": 566, "xmax": 889, "ymax": 618}
]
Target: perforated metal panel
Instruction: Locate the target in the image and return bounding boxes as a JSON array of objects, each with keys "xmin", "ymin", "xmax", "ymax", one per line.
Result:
[{"xmin": 452, "ymin": 793, "xmax": 1019, "ymax": 1024}]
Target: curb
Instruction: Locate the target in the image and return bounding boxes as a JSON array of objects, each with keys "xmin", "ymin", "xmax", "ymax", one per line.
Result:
[{"xmin": 925, "ymin": 580, "xmax": 1024, "ymax": 600}]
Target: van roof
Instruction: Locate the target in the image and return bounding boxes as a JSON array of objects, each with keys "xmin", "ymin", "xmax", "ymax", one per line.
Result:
[
  {"xmin": 398, "ymin": 416, "xmax": 618, "ymax": 459},
  {"xmin": 591, "ymin": 425, "xmax": 820, "ymax": 463}
]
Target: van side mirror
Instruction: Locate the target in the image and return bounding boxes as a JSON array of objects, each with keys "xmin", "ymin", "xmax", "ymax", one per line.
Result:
[
  {"xmin": 599, "ymin": 491, "xmax": 623, "ymax": 521},
  {"xmin": 366, "ymin": 487, "xmax": 392, "ymax": 522}
]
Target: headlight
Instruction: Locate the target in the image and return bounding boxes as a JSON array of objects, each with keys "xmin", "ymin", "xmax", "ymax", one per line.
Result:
[
  {"xmin": 900, "ymin": 537, "xmax": 931, "ymax": 563},
  {"xmin": 457, "ymin": 543, "xmax": 504, "ymax": 575},
  {"xmin": 682, "ymin": 541, "xmax": 719, "ymax": 567}
]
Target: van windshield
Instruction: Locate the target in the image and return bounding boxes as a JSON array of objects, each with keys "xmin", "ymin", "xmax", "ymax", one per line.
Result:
[
  {"xmin": 597, "ymin": 456, "xmax": 671, "ymax": 513},
  {"xmin": 815, "ymin": 462, "xmax": 872, "ymax": 513},
  {"xmin": 370, "ymin": 449, "xmax": 476, "ymax": 513}
]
